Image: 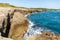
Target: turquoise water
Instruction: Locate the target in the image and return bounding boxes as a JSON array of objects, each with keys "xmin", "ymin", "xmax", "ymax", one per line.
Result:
[{"xmin": 27, "ymin": 11, "xmax": 60, "ymax": 34}]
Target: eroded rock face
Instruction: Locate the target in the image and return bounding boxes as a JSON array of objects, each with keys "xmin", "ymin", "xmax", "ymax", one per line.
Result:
[
  {"xmin": 0, "ymin": 7, "xmax": 29, "ymax": 40},
  {"xmin": 0, "ymin": 8, "xmax": 14, "ymax": 37},
  {"xmin": 26, "ymin": 32, "xmax": 60, "ymax": 40},
  {"xmin": 9, "ymin": 12, "xmax": 29, "ymax": 40}
]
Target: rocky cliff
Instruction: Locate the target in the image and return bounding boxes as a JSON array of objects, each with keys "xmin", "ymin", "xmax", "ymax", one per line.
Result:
[{"xmin": 0, "ymin": 7, "xmax": 29, "ymax": 40}]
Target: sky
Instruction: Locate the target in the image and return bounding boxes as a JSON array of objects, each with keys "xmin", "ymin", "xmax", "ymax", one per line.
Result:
[{"xmin": 0, "ymin": 0, "xmax": 60, "ymax": 8}]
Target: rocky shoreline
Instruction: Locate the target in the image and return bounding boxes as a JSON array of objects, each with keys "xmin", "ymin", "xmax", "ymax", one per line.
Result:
[
  {"xmin": 26, "ymin": 32, "xmax": 60, "ymax": 40},
  {"xmin": 0, "ymin": 7, "xmax": 60, "ymax": 40}
]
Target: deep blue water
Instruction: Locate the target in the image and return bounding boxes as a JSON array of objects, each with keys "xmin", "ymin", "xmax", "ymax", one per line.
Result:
[{"xmin": 27, "ymin": 11, "xmax": 60, "ymax": 34}]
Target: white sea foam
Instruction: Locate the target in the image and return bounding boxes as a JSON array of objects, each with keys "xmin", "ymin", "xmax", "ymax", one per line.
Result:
[
  {"xmin": 24, "ymin": 20, "xmax": 43, "ymax": 39},
  {"xmin": 25, "ymin": 15, "xmax": 28, "ymax": 17},
  {"xmin": 24, "ymin": 20, "xmax": 53, "ymax": 39},
  {"xmin": 24, "ymin": 21, "xmax": 34, "ymax": 38}
]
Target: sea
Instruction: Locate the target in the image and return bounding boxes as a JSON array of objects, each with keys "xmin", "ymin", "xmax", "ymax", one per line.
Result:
[{"xmin": 24, "ymin": 10, "xmax": 60, "ymax": 38}]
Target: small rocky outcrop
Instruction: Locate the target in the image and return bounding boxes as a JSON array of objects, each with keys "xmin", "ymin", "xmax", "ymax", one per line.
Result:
[{"xmin": 26, "ymin": 32, "xmax": 60, "ymax": 40}]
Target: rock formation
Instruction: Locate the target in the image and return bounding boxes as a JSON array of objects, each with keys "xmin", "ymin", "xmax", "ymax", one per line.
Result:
[
  {"xmin": 8, "ymin": 12, "xmax": 29, "ymax": 40},
  {"xmin": 0, "ymin": 7, "xmax": 29, "ymax": 40},
  {"xmin": 26, "ymin": 32, "xmax": 60, "ymax": 40}
]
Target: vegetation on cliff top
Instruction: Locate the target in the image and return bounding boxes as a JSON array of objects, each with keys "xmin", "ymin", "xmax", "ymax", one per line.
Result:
[
  {"xmin": 0, "ymin": 3, "xmax": 60, "ymax": 10},
  {"xmin": 0, "ymin": 3, "xmax": 17, "ymax": 7}
]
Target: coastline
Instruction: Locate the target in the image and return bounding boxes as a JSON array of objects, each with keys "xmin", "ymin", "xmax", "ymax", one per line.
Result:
[{"xmin": 0, "ymin": 7, "xmax": 60, "ymax": 40}]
